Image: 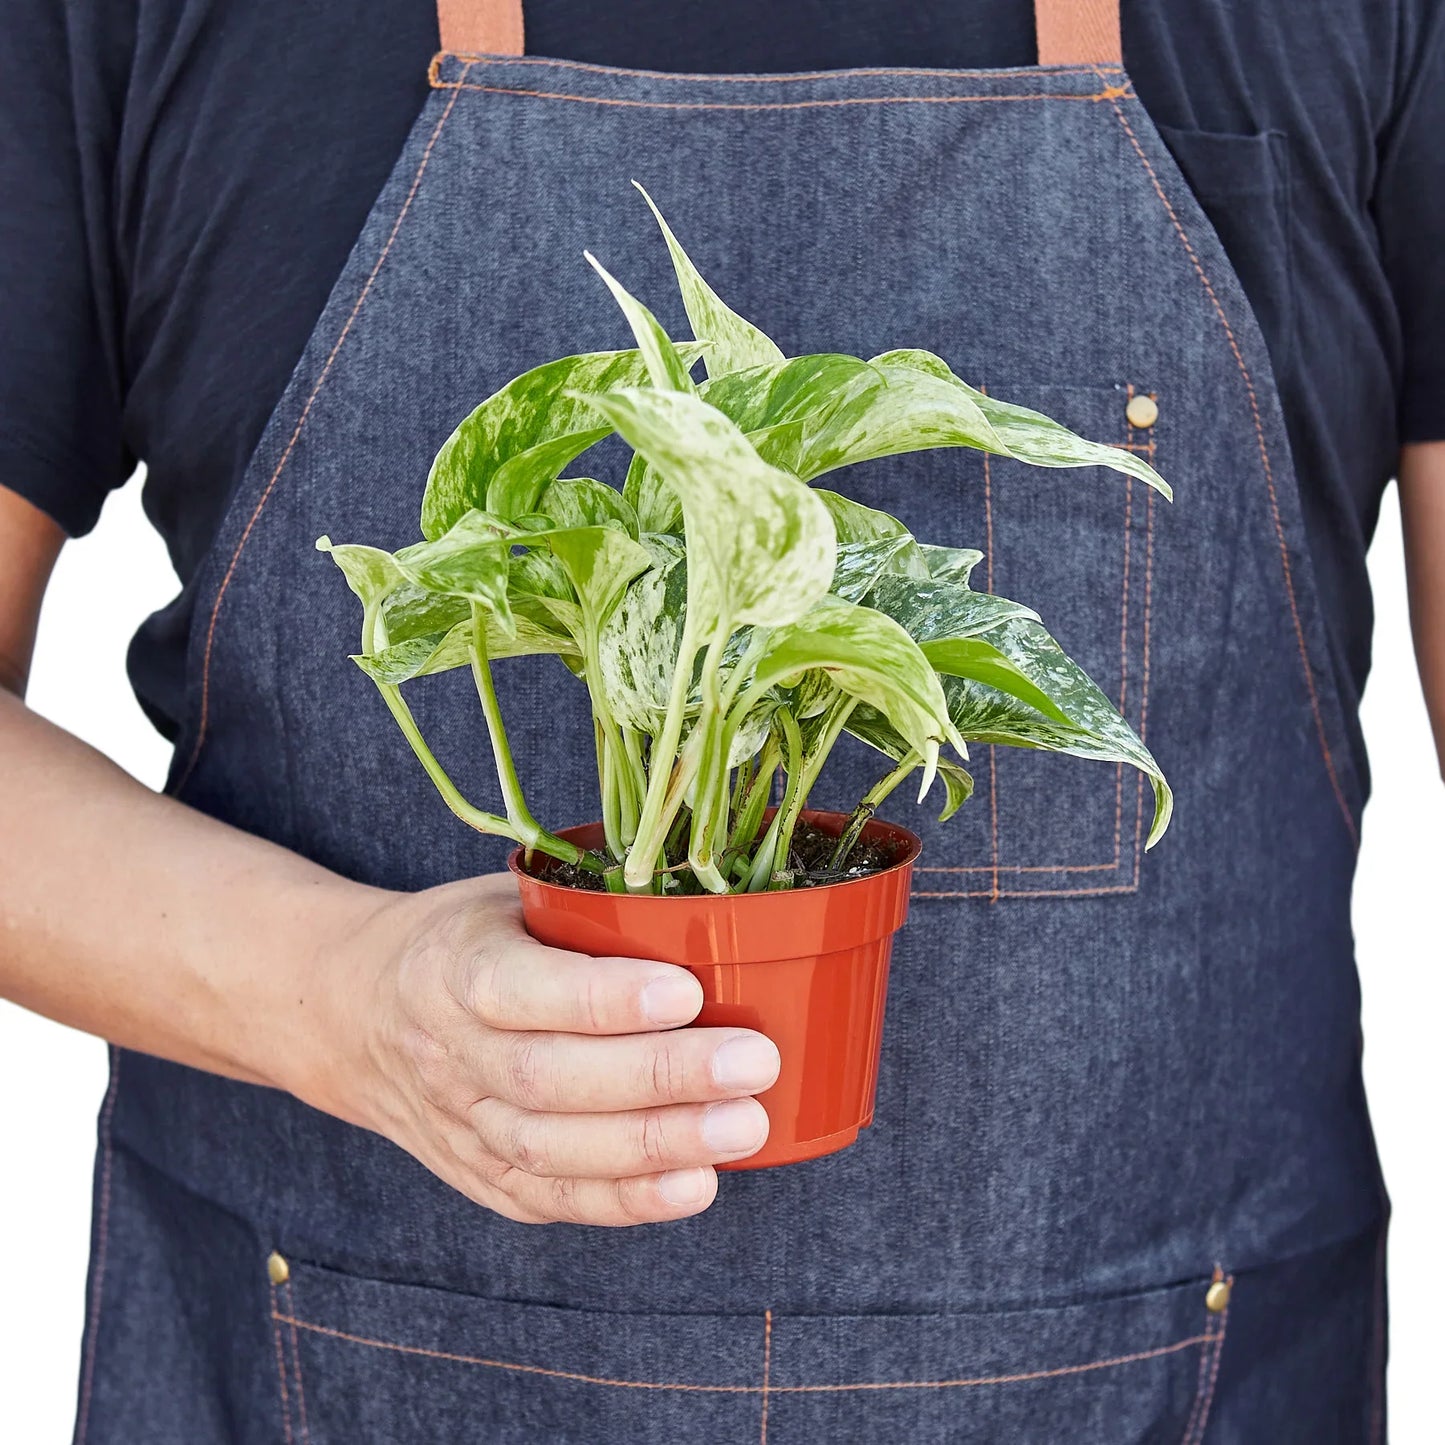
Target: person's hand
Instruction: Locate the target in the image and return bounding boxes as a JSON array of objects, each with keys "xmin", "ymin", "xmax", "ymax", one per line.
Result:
[{"xmin": 304, "ymin": 873, "xmax": 779, "ymax": 1226}]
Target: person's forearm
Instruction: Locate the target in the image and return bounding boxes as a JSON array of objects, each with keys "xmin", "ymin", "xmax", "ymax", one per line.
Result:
[
  {"xmin": 1399, "ymin": 442, "xmax": 1445, "ymax": 777},
  {"xmin": 0, "ymin": 688, "xmax": 389, "ymax": 1094}
]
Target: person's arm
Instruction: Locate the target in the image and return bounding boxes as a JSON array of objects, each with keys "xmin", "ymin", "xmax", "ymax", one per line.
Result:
[
  {"xmin": 0, "ymin": 484, "xmax": 778, "ymax": 1224},
  {"xmin": 1399, "ymin": 442, "xmax": 1445, "ymax": 777}
]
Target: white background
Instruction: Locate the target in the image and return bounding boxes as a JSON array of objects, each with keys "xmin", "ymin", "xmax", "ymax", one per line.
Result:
[{"xmin": 1, "ymin": 479, "xmax": 1441, "ymax": 1439}]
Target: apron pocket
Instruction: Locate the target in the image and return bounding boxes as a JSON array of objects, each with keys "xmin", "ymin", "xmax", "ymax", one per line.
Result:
[
  {"xmin": 824, "ymin": 380, "xmax": 1162, "ymax": 901},
  {"xmin": 268, "ymin": 1256, "xmax": 1229, "ymax": 1443}
]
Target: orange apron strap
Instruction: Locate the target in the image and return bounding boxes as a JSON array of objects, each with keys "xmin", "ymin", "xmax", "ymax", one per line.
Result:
[
  {"xmin": 1034, "ymin": 0, "xmax": 1123, "ymax": 65},
  {"xmin": 437, "ymin": 0, "xmax": 524, "ymax": 56}
]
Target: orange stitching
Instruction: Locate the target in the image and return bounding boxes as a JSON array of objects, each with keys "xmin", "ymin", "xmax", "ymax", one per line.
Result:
[
  {"xmin": 428, "ymin": 81, "xmax": 1131, "ymax": 111},
  {"xmin": 917, "ymin": 860, "xmax": 1123, "ymax": 874},
  {"xmin": 74, "ymin": 1046, "xmax": 120, "ymax": 1445},
  {"xmin": 1102, "ymin": 93, "xmax": 1357, "ymax": 844},
  {"xmin": 271, "ymin": 1299, "xmax": 295, "ymax": 1445},
  {"xmin": 778, "ymin": 1334, "xmax": 1210, "ymax": 1392},
  {"xmin": 914, "ymin": 882, "xmax": 1143, "ymax": 899},
  {"xmin": 1179, "ymin": 1267, "xmax": 1221, "ymax": 1444},
  {"xmin": 174, "ymin": 69, "xmax": 473, "ymax": 793},
  {"xmin": 1132, "ymin": 481, "xmax": 1157, "ymax": 883},
  {"xmin": 432, "ymin": 53, "xmax": 1126, "ymax": 84},
  {"xmin": 760, "ymin": 1309, "xmax": 773, "ymax": 1443},
  {"xmin": 285, "ymin": 1281, "xmax": 312, "ymax": 1445},
  {"xmin": 1114, "ymin": 394, "xmax": 1137, "ymax": 864},
  {"xmin": 1182, "ymin": 1274, "xmax": 1232, "ymax": 1444},
  {"xmin": 918, "ymin": 411, "xmax": 1151, "ymax": 893},
  {"xmin": 271, "ymin": 1312, "xmax": 1210, "ymax": 1394}
]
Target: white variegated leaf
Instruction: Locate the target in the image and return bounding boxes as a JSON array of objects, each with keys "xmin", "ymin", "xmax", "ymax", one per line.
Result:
[
  {"xmin": 315, "ymin": 537, "xmax": 404, "ymax": 608},
  {"xmin": 873, "ymin": 349, "xmax": 1172, "ymax": 499},
  {"xmin": 748, "ymin": 595, "xmax": 961, "ymax": 763},
  {"xmin": 582, "ymin": 388, "xmax": 836, "ymax": 634},
  {"xmin": 633, "ymin": 183, "xmax": 785, "ymax": 379},
  {"xmin": 421, "ymin": 345, "xmax": 705, "ymax": 539}
]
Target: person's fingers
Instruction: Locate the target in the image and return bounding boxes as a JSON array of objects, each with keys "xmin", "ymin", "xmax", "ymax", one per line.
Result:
[
  {"xmin": 461, "ymin": 932, "xmax": 704, "ymax": 1037},
  {"xmin": 468, "ymin": 1095, "xmax": 770, "ymax": 1178},
  {"xmin": 474, "ymin": 1026, "xmax": 781, "ymax": 1113},
  {"xmin": 498, "ymin": 1164, "xmax": 721, "ymax": 1226}
]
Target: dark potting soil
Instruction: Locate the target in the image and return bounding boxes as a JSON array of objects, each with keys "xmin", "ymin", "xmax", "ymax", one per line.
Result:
[{"xmin": 526, "ymin": 818, "xmax": 906, "ymax": 894}]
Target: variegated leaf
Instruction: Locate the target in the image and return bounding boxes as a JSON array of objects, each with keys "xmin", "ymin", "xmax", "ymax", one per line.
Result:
[
  {"xmin": 633, "ymin": 184, "xmax": 785, "ymax": 379},
  {"xmin": 873, "ymin": 349, "xmax": 1172, "ymax": 499},
  {"xmin": 748, "ymin": 595, "xmax": 961, "ymax": 764},
  {"xmin": 392, "ymin": 512, "xmax": 516, "ymax": 635},
  {"xmin": 534, "ymin": 476, "xmax": 640, "ymax": 538},
  {"xmin": 595, "ymin": 535, "xmax": 688, "ymax": 732},
  {"xmin": 585, "ymin": 253, "xmax": 699, "ymax": 394},
  {"xmin": 928, "ymin": 614, "xmax": 1172, "ymax": 846},
  {"xmin": 919, "ymin": 543, "xmax": 985, "ymax": 585},
  {"xmin": 354, "ymin": 610, "xmax": 581, "ymax": 685},
  {"xmin": 315, "ymin": 537, "xmax": 404, "ymax": 608},
  {"xmin": 421, "ymin": 345, "xmax": 705, "ymax": 539},
  {"xmin": 582, "ymin": 388, "xmax": 836, "ymax": 634}
]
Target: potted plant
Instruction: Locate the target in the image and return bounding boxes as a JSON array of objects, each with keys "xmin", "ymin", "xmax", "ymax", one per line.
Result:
[{"xmin": 319, "ymin": 189, "xmax": 1172, "ymax": 1170}]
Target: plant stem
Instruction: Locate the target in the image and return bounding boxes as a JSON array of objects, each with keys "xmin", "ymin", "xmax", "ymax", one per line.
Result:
[
  {"xmin": 746, "ymin": 709, "xmax": 804, "ymax": 893},
  {"xmin": 828, "ymin": 754, "xmax": 919, "ymax": 871},
  {"xmin": 767, "ymin": 694, "xmax": 857, "ymax": 888},
  {"xmin": 469, "ymin": 604, "xmax": 543, "ymax": 854},
  {"xmin": 626, "ymin": 611, "xmax": 702, "ymax": 890},
  {"xmin": 363, "ymin": 604, "xmax": 602, "ymax": 875},
  {"xmin": 728, "ymin": 733, "xmax": 780, "ymax": 853}
]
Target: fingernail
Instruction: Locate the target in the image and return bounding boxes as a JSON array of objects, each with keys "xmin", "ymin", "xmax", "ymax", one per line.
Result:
[
  {"xmin": 711, "ymin": 1035, "xmax": 781, "ymax": 1092},
  {"xmin": 641, "ymin": 972, "xmax": 701, "ymax": 1026},
  {"xmin": 703, "ymin": 1099, "xmax": 768, "ymax": 1155},
  {"xmin": 658, "ymin": 1167, "xmax": 710, "ymax": 1207}
]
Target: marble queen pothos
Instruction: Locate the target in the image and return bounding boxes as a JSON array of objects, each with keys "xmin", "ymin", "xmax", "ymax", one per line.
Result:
[{"xmin": 319, "ymin": 186, "xmax": 1173, "ymax": 896}]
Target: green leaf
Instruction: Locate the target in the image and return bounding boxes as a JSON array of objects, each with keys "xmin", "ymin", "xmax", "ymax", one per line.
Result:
[
  {"xmin": 354, "ymin": 611, "xmax": 581, "ymax": 685},
  {"xmin": 622, "ymin": 451, "xmax": 683, "ymax": 535},
  {"xmin": 918, "ymin": 636, "xmax": 1072, "ymax": 725},
  {"xmin": 845, "ymin": 708, "xmax": 976, "ymax": 823},
  {"xmin": 392, "ymin": 511, "xmax": 516, "ymax": 636},
  {"xmin": 873, "ymin": 349, "xmax": 1172, "ymax": 499},
  {"xmin": 584, "ymin": 252, "xmax": 699, "ymax": 394},
  {"xmin": 421, "ymin": 345, "xmax": 704, "ymax": 539},
  {"xmin": 315, "ymin": 537, "xmax": 404, "ymax": 608},
  {"xmin": 934, "ymin": 758, "xmax": 976, "ymax": 822},
  {"xmin": 700, "ymin": 354, "xmax": 874, "ymax": 437},
  {"xmin": 633, "ymin": 182, "xmax": 785, "ymax": 379},
  {"xmin": 936, "ymin": 615, "xmax": 1172, "ymax": 847},
  {"xmin": 831, "ymin": 537, "xmax": 923, "ymax": 603},
  {"xmin": 919, "ymin": 543, "xmax": 984, "ymax": 585},
  {"xmin": 542, "ymin": 525, "xmax": 655, "ymax": 634},
  {"xmin": 748, "ymin": 595, "xmax": 961, "ymax": 764},
  {"xmin": 863, "ymin": 574, "xmax": 1040, "ymax": 645},
  {"xmin": 595, "ymin": 535, "xmax": 689, "ymax": 733},
  {"xmin": 582, "ymin": 387, "xmax": 836, "ymax": 635},
  {"xmin": 624, "ymin": 420, "xmax": 808, "ymax": 537},
  {"xmin": 534, "ymin": 476, "xmax": 640, "ymax": 538}
]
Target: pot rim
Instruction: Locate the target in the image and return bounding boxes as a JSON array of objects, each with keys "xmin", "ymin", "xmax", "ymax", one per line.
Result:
[{"xmin": 507, "ymin": 808, "xmax": 922, "ymax": 901}]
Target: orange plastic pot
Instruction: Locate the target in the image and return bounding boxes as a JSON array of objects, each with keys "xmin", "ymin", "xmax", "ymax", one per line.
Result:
[{"xmin": 509, "ymin": 810, "xmax": 920, "ymax": 1170}]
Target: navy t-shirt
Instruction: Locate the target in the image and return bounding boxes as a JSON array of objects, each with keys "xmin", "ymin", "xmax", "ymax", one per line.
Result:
[{"xmin": 2, "ymin": 2, "xmax": 1443, "ymax": 784}]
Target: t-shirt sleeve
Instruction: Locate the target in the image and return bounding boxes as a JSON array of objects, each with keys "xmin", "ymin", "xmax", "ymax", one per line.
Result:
[
  {"xmin": 1376, "ymin": 1, "xmax": 1445, "ymax": 445},
  {"xmin": 0, "ymin": 3, "xmax": 130, "ymax": 537}
]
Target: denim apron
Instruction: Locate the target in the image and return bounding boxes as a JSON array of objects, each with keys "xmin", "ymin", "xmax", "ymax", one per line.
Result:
[{"xmin": 74, "ymin": 1, "xmax": 1389, "ymax": 1439}]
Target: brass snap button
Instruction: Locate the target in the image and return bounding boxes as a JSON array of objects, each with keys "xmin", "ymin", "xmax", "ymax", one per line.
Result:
[
  {"xmin": 1126, "ymin": 393, "xmax": 1159, "ymax": 429},
  {"xmin": 1205, "ymin": 1278, "xmax": 1231, "ymax": 1313},
  {"xmin": 266, "ymin": 1251, "xmax": 290, "ymax": 1286}
]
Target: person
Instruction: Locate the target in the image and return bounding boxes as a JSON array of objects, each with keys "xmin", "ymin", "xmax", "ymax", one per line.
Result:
[{"xmin": 2, "ymin": 0, "xmax": 1441, "ymax": 1438}]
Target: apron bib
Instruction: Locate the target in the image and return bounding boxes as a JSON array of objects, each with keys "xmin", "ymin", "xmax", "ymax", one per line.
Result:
[{"xmin": 75, "ymin": 2, "xmax": 1388, "ymax": 1439}]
